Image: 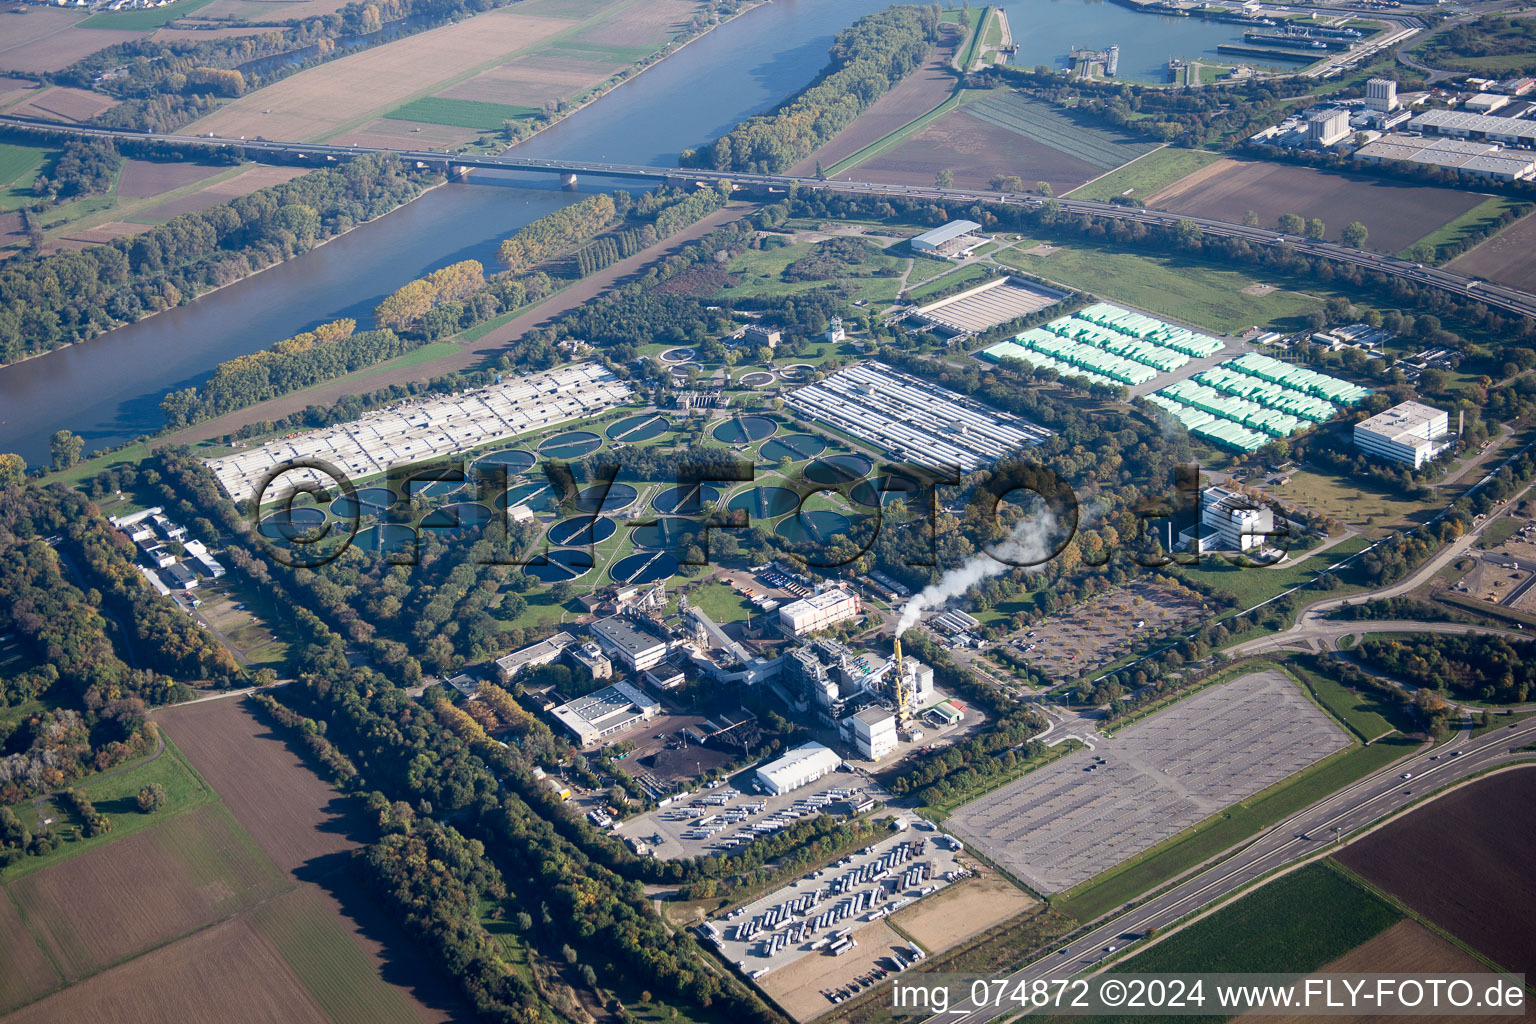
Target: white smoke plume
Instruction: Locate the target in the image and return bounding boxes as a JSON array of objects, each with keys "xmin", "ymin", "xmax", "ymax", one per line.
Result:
[{"xmin": 895, "ymin": 509, "xmax": 1065, "ymax": 636}]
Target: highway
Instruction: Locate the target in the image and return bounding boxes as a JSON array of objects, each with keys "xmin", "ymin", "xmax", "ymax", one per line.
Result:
[
  {"xmin": 926, "ymin": 718, "xmax": 1536, "ymax": 1024},
  {"xmin": 4, "ymin": 114, "xmax": 1535, "ymax": 321}
]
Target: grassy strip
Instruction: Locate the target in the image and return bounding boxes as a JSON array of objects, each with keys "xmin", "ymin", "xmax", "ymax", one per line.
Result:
[
  {"xmin": 1287, "ymin": 658, "xmax": 1406, "ymax": 741},
  {"xmin": 1065, "ymin": 146, "xmax": 1219, "ymax": 202},
  {"xmin": 1400, "ymin": 196, "xmax": 1531, "ymax": 260},
  {"xmin": 955, "ymin": 6, "xmax": 991, "ymax": 72},
  {"xmin": 384, "ymin": 96, "xmax": 538, "ymax": 129},
  {"xmin": 1053, "ymin": 734, "xmax": 1417, "ymax": 923}
]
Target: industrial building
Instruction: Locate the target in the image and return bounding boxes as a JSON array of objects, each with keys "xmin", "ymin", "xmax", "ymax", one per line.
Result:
[
  {"xmin": 590, "ymin": 615, "xmax": 670, "ymax": 673},
  {"xmin": 1180, "ymin": 485, "xmax": 1278, "ymax": 553},
  {"xmin": 1365, "ymin": 77, "xmax": 1397, "ymax": 112},
  {"xmin": 778, "ymin": 589, "xmax": 861, "ymax": 637},
  {"xmin": 550, "ymin": 681, "xmax": 661, "ymax": 747},
  {"xmin": 755, "ymin": 742, "xmax": 843, "ymax": 795},
  {"xmin": 909, "ymin": 220, "xmax": 987, "ymax": 258},
  {"xmin": 205, "ymin": 362, "xmax": 632, "ymax": 504},
  {"xmin": 1408, "ymin": 109, "xmax": 1536, "ymax": 148},
  {"xmin": 1354, "ymin": 400, "xmax": 1451, "ymax": 468},
  {"xmin": 982, "ymin": 303, "xmax": 1224, "ymax": 392},
  {"xmin": 848, "ymin": 707, "xmax": 898, "ymax": 761},
  {"xmin": 496, "ymin": 632, "xmax": 577, "ymax": 680},
  {"xmin": 1354, "ymin": 134, "xmax": 1536, "ymax": 182},
  {"xmin": 910, "ymin": 276, "xmax": 1064, "ymax": 336},
  {"xmin": 163, "ymin": 562, "xmax": 198, "ymax": 589},
  {"xmin": 785, "ymin": 362, "xmax": 1052, "ymax": 473},
  {"xmin": 1307, "ymin": 109, "xmax": 1351, "ymax": 147}
]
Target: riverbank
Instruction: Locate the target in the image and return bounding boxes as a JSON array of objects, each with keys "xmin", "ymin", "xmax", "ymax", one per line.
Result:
[{"xmin": 151, "ymin": 203, "xmax": 750, "ymax": 449}]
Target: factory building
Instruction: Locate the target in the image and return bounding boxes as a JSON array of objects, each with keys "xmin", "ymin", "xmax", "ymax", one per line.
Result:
[
  {"xmin": 496, "ymin": 632, "xmax": 577, "ymax": 680},
  {"xmin": 590, "ymin": 616, "xmax": 670, "ymax": 673},
  {"xmin": 778, "ymin": 588, "xmax": 861, "ymax": 637},
  {"xmin": 910, "ymin": 220, "xmax": 986, "ymax": 258},
  {"xmin": 1408, "ymin": 109, "xmax": 1536, "ymax": 148},
  {"xmin": 1364, "ymin": 77, "xmax": 1397, "ymax": 112},
  {"xmin": 1354, "ymin": 401, "xmax": 1450, "ymax": 468},
  {"xmin": 848, "ymin": 707, "xmax": 898, "ymax": 761},
  {"xmin": 1354, "ymin": 134, "xmax": 1536, "ymax": 182},
  {"xmin": 1181, "ymin": 486, "xmax": 1278, "ymax": 553},
  {"xmin": 1307, "ymin": 109, "xmax": 1351, "ymax": 147},
  {"xmin": 755, "ymin": 742, "xmax": 843, "ymax": 796},
  {"xmin": 550, "ymin": 682, "xmax": 660, "ymax": 747},
  {"xmin": 163, "ymin": 562, "xmax": 198, "ymax": 589}
]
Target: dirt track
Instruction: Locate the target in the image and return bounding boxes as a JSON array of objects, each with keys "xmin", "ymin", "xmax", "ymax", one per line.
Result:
[{"xmin": 155, "ymin": 203, "xmax": 748, "ymax": 448}]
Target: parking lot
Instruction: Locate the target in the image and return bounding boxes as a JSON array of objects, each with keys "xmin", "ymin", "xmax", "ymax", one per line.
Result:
[
  {"xmin": 996, "ymin": 581, "xmax": 1207, "ymax": 679},
  {"xmin": 945, "ymin": 670, "xmax": 1349, "ymax": 893},
  {"xmin": 627, "ymin": 770, "xmax": 881, "ymax": 860},
  {"xmin": 703, "ymin": 819, "xmax": 966, "ymax": 980}
]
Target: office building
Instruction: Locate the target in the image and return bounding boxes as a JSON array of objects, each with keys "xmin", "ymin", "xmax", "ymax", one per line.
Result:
[
  {"xmin": 779, "ymin": 589, "xmax": 861, "ymax": 637},
  {"xmin": 1182, "ymin": 485, "xmax": 1277, "ymax": 553},
  {"xmin": 590, "ymin": 616, "xmax": 669, "ymax": 672},
  {"xmin": 496, "ymin": 632, "xmax": 576, "ymax": 680},
  {"xmin": 1354, "ymin": 401, "xmax": 1450, "ymax": 468},
  {"xmin": 755, "ymin": 742, "xmax": 842, "ymax": 795}
]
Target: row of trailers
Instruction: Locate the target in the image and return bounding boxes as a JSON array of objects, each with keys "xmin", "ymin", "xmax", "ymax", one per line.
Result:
[
  {"xmin": 731, "ymin": 840, "xmax": 934, "ymax": 959},
  {"xmin": 822, "ymin": 941, "xmax": 927, "ymax": 1006}
]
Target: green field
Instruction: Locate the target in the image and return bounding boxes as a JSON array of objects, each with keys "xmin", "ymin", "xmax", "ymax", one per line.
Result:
[
  {"xmin": 1289, "ymin": 659, "xmax": 1407, "ymax": 741},
  {"xmin": 79, "ymin": 0, "xmax": 218, "ymax": 28},
  {"xmin": 1066, "ymin": 147, "xmax": 1222, "ymax": 203},
  {"xmin": 1183, "ymin": 535, "xmax": 1373, "ymax": 611},
  {"xmin": 250, "ymin": 887, "xmax": 423, "ymax": 1024},
  {"xmin": 0, "ymin": 142, "xmax": 50, "ymax": 212},
  {"xmin": 905, "ymin": 262, "xmax": 991, "ymax": 301},
  {"xmin": 1110, "ymin": 861, "xmax": 1401, "ymax": 977},
  {"xmin": 543, "ymin": 39, "xmax": 657, "ymax": 63},
  {"xmin": 1055, "ymin": 734, "xmax": 1415, "ymax": 922},
  {"xmin": 1401, "ymin": 196, "xmax": 1531, "ymax": 260},
  {"xmin": 995, "ymin": 244, "xmax": 1320, "ymax": 335},
  {"xmin": 718, "ymin": 240, "xmax": 908, "ymax": 304},
  {"xmin": 688, "ymin": 581, "xmax": 757, "ymax": 624},
  {"xmin": 2, "ymin": 734, "xmax": 218, "ymax": 882},
  {"xmin": 386, "ymin": 96, "xmax": 538, "ymax": 130}
]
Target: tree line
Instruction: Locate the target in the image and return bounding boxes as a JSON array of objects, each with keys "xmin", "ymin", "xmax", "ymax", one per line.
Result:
[
  {"xmin": 682, "ymin": 4, "xmax": 942, "ymax": 173},
  {"xmin": 0, "ymin": 154, "xmax": 435, "ymax": 365},
  {"xmin": 1356, "ymin": 633, "xmax": 1535, "ymax": 705}
]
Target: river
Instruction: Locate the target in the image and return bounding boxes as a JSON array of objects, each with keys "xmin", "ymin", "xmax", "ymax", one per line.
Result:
[{"xmin": 0, "ymin": 0, "xmax": 1271, "ymax": 467}]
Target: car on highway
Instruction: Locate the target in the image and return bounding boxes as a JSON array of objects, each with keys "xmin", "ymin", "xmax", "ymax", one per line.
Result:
[{"xmin": 1401, "ymin": 772, "xmax": 1413, "ymax": 780}]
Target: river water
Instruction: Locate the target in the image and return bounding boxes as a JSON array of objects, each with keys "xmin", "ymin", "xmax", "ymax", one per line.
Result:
[{"xmin": 0, "ymin": 0, "xmax": 1267, "ymax": 466}]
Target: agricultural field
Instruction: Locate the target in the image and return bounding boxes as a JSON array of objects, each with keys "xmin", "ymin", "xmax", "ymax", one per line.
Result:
[
  {"xmin": 1147, "ymin": 158, "xmax": 1490, "ymax": 254},
  {"xmin": 78, "ymin": 0, "xmax": 219, "ymax": 29},
  {"xmin": 0, "ymin": 7, "xmax": 141, "ymax": 73},
  {"xmin": 856, "ymin": 90, "xmax": 1155, "ymax": 196},
  {"xmin": 994, "ymin": 243, "xmax": 1320, "ymax": 335},
  {"xmin": 788, "ymin": 34, "xmax": 960, "ymax": 177},
  {"xmin": 0, "ymin": 142, "xmax": 49, "ymax": 212},
  {"xmin": 5, "ymin": 86, "xmax": 119, "ymax": 124},
  {"xmin": 1448, "ymin": 210, "xmax": 1536, "ymax": 292},
  {"xmin": 385, "ymin": 96, "xmax": 537, "ymax": 130},
  {"xmin": 1333, "ymin": 767, "xmax": 1536, "ymax": 974},
  {"xmin": 1400, "ymin": 195, "xmax": 1530, "ymax": 260},
  {"xmin": 1065, "ymin": 146, "xmax": 1222, "ymax": 202},
  {"xmin": 1113, "ymin": 861, "xmax": 1402, "ymax": 974}
]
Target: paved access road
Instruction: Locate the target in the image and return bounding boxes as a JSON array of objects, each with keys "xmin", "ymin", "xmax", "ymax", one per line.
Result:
[{"xmin": 924, "ymin": 718, "xmax": 1536, "ymax": 1024}]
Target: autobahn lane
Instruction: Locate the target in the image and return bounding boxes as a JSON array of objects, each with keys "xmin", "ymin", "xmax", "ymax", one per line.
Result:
[
  {"xmin": 925, "ymin": 717, "xmax": 1536, "ymax": 1024},
  {"xmin": 4, "ymin": 115, "xmax": 1535, "ymax": 320}
]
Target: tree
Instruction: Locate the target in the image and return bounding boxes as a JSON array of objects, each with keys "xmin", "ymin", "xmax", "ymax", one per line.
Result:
[
  {"xmin": 1242, "ymin": 210, "xmax": 1260, "ymax": 227},
  {"xmin": 935, "ymin": 169, "xmax": 954, "ymax": 189},
  {"xmin": 1277, "ymin": 212, "xmax": 1305, "ymax": 234},
  {"xmin": 136, "ymin": 783, "xmax": 167, "ymax": 813},
  {"xmin": 0, "ymin": 453, "xmax": 24, "ymax": 489},
  {"xmin": 1341, "ymin": 221, "xmax": 1368, "ymax": 248},
  {"xmin": 1035, "ymin": 181, "xmax": 1053, "ymax": 197},
  {"xmin": 988, "ymin": 174, "xmax": 1025, "ymax": 193},
  {"xmin": 49, "ymin": 430, "xmax": 83, "ymax": 471},
  {"xmin": 1304, "ymin": 217, "xmax": 1326, "ymax": 241}
]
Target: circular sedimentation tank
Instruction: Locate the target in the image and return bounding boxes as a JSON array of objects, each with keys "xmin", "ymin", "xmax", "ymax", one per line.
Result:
[
  {"xmin": 538, "ymin": 430, "xmax": 602, "ymax": 460},
  {"xmin": 850, "ymin": 472, "xmax": 922, "ymax": 508},
  {"xmin": 330, "ymin": 486, "xmax": 395, "ymax": 518},
  {"xmin": 606, "ymin": 413, "xmax": 670, "ymax": 442},
  {"xmin": 630, "ymin": 517, "xmax": 694, "ymax": 549},
  {"xmin": 610, "ymin": 550, "xmax": 679, "ymax": 585},
  {"xmin": 495, "ymin": 482, "xmax": 554, "ymax": 511},
  {"xmin": 760, "ymin": 433, "xmax": 827, "ymax": 464},
  {"xmin": 521, "ymin": 548, "xmax": 593, "ymax": 583},
  {"xmin": 546, "ymin": 515, "xmax": 617, "ymax": 547},
  {"xmin": 727, "ymin": 485, "xmax": 800, "ymax": 520},
  {"xmin": 472, "ymin": 448, "xmax": 536, "ymax": 476},
  {"xmin": 575, "ymin": 482, "xmax": 638, "ymax": 514},
  {"xmin": 258, "ymin": 505, "xmax": 327, "ymax": 539},
  {"xmin": 354, "ymin": 523, "xmax": 418, "ymax": 557},
  {"xmin": 803, "ymin": 453, "xmax": 873, "ymax": 488},
  {"xmin": 711, "ymin": 415, "xmax": 777, "ymax": 444},
  {"xmin": 652, "ymin": 482, "xmax": 719, "ymax": 515},
  {"xmin": 775, "ymin": 509, "xmax": 853, "ymax": 546},
  {"xmin": 739, "ymin": 371, "xmax": 775, "ymax": 387}
]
